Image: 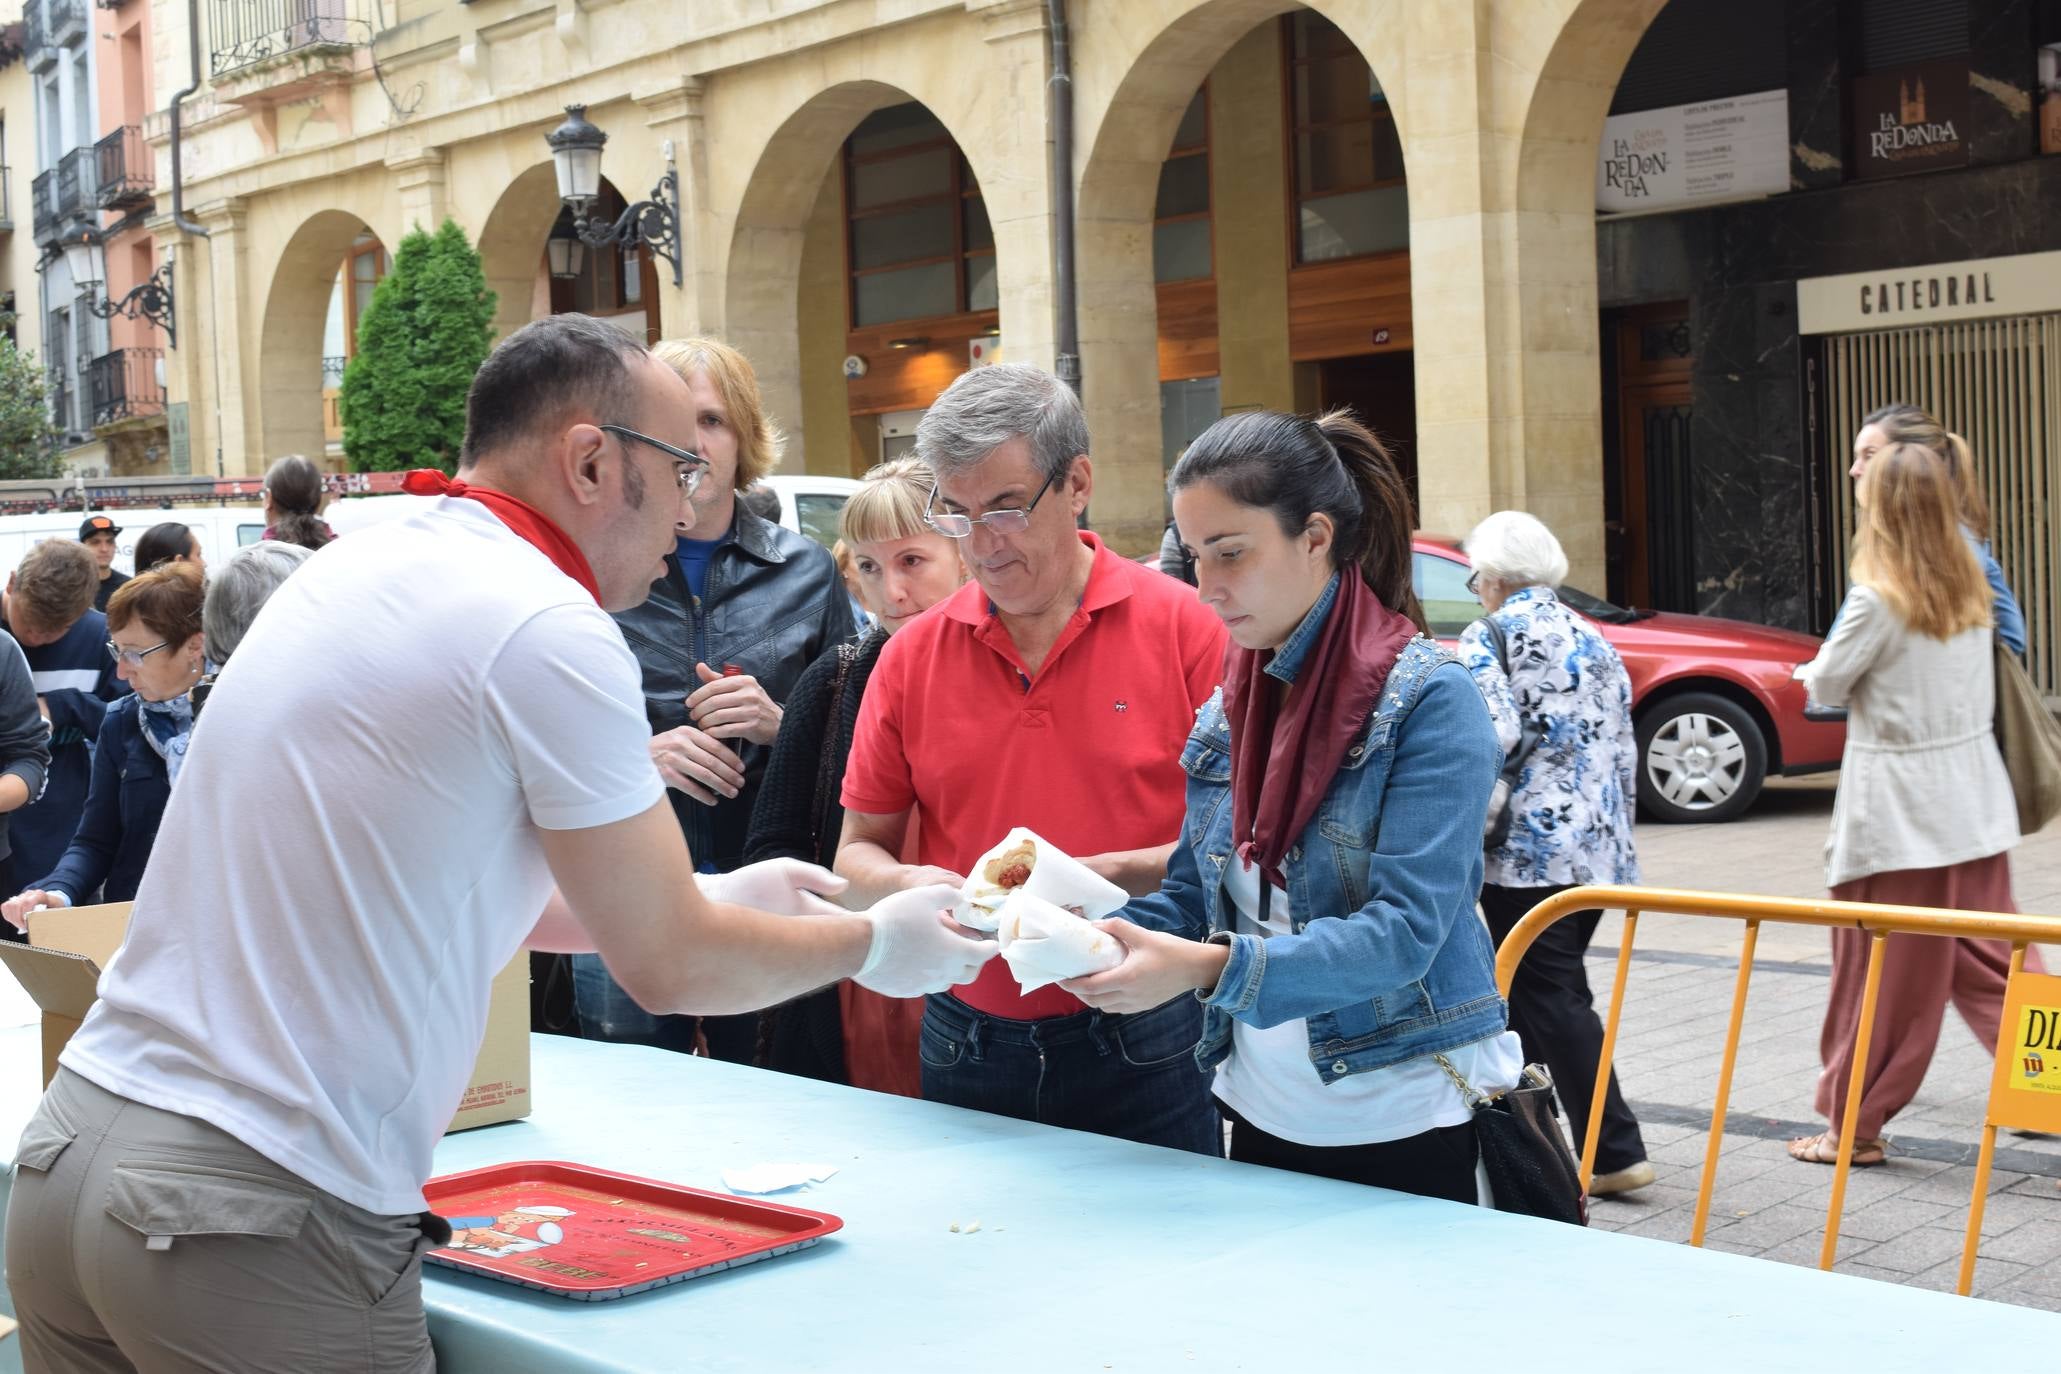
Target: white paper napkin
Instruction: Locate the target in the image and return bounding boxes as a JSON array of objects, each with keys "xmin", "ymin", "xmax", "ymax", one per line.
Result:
[{"xmin": 993, "ymin": 892, "xmax": 1125, "ymax": 993}]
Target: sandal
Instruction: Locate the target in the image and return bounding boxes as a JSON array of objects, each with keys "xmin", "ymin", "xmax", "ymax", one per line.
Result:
[{"xmin": 1787, "ymin": 1131, "xmax": 1887, "ymax": 1167}]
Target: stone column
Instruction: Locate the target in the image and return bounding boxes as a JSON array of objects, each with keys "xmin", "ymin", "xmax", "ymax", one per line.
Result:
[
  {"xmin": 191, "ymin": 198, "xmax": 256, "ymax": 476},
  {"xmin": 636, "ymin": 76, "xmax": 714, "ymax": 339},
  {"xmin": 388, "ymin": 149, "xmax": 449, "ymax": 235}
]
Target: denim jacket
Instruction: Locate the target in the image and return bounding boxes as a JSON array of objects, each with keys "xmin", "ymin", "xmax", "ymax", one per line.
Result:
[{"xmin": 1121, "ymin": 575, "xmax": 1508, "ymax": 1081}]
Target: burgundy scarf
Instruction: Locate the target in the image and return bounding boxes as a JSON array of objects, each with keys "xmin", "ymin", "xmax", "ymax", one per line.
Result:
[
  {"xmin": 1224, "ymin": 571, "xmax": 1418, "ymax": 890},
  {"xmin": 401, "ymin": 469, "xmax": 600, "ymax": 605}
]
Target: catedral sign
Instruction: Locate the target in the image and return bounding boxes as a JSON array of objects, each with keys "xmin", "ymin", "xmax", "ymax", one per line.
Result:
[{"xmin": 1796, "ymin": 250, "xmax": 2061, "ymax": 335}]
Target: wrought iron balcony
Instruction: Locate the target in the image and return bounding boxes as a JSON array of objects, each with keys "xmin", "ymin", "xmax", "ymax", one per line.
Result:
[
  {"xmin": 94, "ymin": 127, "xmax": 152, "ymax": 212},
  {"xmin": 209, "ymin": 0, "xmax": 366, "ymax": 81},
  {"xmin": 87, "ymin": 347, "xmax": 165, "ymax": 427},
  {"xmin": 24, "ymin": 0, "xmax": 86, "ymax": 62},
  {"xmin": 32, "ymin": 148, "xmax": 95, "ymax": 246}
]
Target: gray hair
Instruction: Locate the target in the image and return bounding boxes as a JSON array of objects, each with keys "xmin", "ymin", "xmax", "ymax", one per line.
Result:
[
  {"xmin": 1464, "ymin": 510, "xmax": 1569, "ymax": 590},
  {"xmin": 915, "ymin": 364, "xmax": 1088, "ymax": 483},
  {"xmin": 204, "ymin": 540, "xmax": 314, "ymax": 663}
]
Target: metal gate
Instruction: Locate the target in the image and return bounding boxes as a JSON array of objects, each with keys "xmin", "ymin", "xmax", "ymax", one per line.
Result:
[{"xmin": 1819, "ymin": 313, "xmax": 2061, "ymax": 696}]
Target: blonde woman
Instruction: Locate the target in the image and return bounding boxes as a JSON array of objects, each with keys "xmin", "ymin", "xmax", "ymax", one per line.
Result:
[
  {"xmin": 1790, "ymin": 442, "xmax": 2033, "ymax": 1167},
  {"xmin": 743, "ymin": 458, "xmax": 966, "ymax": 1095}
]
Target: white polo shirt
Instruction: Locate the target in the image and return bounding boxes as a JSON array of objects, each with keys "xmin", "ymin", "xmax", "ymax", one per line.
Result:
[{"xmin": 62, "ymin": 497, "xmax": 664, "ymax": 1216}]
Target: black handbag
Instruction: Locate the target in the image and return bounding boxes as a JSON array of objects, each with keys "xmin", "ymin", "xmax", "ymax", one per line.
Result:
[
  {"xmin": 1436, "ymin": 1056, "xmax": 1587, "ymax": 1225},
  {"xmin": 1477, "ymin": 617, "xmax": 1546, "ymax": 851}
]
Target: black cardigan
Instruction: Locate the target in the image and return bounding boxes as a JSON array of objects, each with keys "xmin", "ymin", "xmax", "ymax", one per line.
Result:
[{"xmin": 741, "ymin": 629, "xmax": 887, "ymax": 1083}]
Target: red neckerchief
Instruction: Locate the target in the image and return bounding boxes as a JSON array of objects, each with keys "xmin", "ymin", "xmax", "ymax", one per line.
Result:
[
  {"xmin": 1223, "ymin": 571, "xmax": 1417, "ymax": 890},
  {"xmin": 400, "ymin": 470, "xmax": 600, "ymax": 604}
]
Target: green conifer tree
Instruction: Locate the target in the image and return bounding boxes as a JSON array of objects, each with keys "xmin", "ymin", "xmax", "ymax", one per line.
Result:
[
  {"xmin": 0, "ymin": 314, "xmax": 62, "ymax": 481},
  {"xmin": 340, "ymin": 218, "xmax": 497, "ymax": 473}
]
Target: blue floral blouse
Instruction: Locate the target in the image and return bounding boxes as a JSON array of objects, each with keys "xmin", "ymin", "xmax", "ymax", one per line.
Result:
[{"xmin": 1457, "ymin": 586, "xmax": 1641, "ymax": 889}]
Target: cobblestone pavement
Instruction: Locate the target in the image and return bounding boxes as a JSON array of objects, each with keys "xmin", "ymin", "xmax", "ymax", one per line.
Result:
[{"xmin": 1585, "ymin": 777, "xmax": 2061, "ymax": 1312}]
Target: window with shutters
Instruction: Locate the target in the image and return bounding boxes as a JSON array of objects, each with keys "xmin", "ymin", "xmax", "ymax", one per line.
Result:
[
  {"xmin": 1153, "ymin": 88, "xmax": 1212, "ymax": 284},
  {"xmin": 844, "ymin": 104, "xmax": 993, "ymax": 328},
  {"xmin": 1284, "ymin": 11, "xmax": 1407, "ymax": 264}
]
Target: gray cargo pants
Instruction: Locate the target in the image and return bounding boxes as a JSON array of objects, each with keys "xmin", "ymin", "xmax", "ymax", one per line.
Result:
[{"xmin": 5, "ymin": 1068, "xmax": 437, "ymax": 1373}]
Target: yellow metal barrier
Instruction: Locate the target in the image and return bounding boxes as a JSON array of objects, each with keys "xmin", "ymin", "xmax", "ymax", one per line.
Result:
[{"xmin": 1494, "ymin": 885, "xmax": 2057, "ymax": 1294}]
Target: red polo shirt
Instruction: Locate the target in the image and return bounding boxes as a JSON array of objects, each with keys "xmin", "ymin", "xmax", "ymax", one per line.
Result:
[{"xmin": 841, "ymin": 533, "xmax": 1226, "ymax": 1019}]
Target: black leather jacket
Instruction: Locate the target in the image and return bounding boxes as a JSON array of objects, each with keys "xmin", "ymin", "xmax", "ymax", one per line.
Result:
[{"xmin": 611, "ymin": 508, "xmax": 857, "ymax": 873}]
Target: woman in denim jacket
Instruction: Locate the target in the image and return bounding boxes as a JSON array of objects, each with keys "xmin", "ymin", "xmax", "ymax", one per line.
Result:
[{"xmin": 1065, "ymin": 410, "xmax": 1517, "ymax": 1203}]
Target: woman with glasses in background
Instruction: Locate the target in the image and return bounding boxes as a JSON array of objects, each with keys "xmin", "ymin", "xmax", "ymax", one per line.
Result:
[
  {"xmin": 743, "ymin": 457, "xmax": 967, "ymax": 1096},
  {"xmin": 2, "ymin": 562, "xmax": 205, "ymax": 923}
]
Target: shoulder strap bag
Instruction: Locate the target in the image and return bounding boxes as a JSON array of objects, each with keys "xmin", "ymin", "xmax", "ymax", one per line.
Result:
[
  {"xmin": 1993, "ymin": 637, "xmax": 2061, "ymax": 836},
  {"xmin": 1435, "ymin": 1054, "xmax": 1587, "ymax": 1224}
]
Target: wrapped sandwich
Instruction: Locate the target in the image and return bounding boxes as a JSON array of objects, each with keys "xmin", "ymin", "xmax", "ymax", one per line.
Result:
[
  {"xmin": 993, "ymin": 892, "xmax": 1125, "ymax": 993},
  {"xmin": 958, "ymin": 827, "xmax": 1127, "ymax": 933}
]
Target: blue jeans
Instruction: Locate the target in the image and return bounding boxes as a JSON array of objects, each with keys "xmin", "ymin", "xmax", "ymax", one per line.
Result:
[
  {"xmin": 569, "ymin": 954, "xmax": 757, "ymax": 1061},
  {"xmin": 919, "ymin": 994, "xmax": 1220, "ymax": 1156}
]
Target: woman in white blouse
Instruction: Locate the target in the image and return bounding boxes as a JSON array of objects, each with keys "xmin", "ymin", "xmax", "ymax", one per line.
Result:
[
  {"xmin": 1791, "ymin": 440, "xmax": 2032, "ymax": 1167},
  {"xmin": 1459, "ymin": 511, "xmax": 1651, "ymax": 1197}
]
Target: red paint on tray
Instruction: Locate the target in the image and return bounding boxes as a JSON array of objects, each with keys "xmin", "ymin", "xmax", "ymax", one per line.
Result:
[{"xmin": 423, "ymin": 1160, "xmax": 843, "ymax": 1301}]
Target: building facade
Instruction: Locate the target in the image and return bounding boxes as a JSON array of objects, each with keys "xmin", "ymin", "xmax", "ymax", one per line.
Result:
[
  {"xmin": 0, "ymin": 1, "xmax": 42, "ymax": 366},
  {"xmin": 132, "ymin": 0, "xmax": 2061, "ymax": 641}
]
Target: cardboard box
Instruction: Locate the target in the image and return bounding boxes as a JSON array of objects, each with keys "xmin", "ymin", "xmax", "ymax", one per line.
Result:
[{"xmin": 0, "ymin": 903, "xmax": 531, "ymax": 1134}]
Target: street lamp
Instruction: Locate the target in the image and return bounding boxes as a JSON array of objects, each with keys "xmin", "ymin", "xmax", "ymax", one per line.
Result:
[
  {"xmin": 545, "ymin": 221, "xmax": 586, "ymax": 281},
  {"xmin": 544, "ymin": 104, "xmax": 683, "ymax": 287},
  {"xmin": 60, "ymin": 232, "xmax": 101, "ymax": 289},
  {"xmin": 57, "ymin": 229, "xmax": 177, "ymax": 348}
]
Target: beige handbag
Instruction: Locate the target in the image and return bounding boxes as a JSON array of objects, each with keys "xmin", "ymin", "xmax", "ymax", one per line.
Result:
[{"xmin": 1993, "ymin": 640, "xmax": 2061, "ymax": 835}]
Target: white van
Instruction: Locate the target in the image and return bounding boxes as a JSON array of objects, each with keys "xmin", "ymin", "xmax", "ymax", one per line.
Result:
[{"xmin": 0, "ymin": 508, "xmax": 267, "ymax": 579}]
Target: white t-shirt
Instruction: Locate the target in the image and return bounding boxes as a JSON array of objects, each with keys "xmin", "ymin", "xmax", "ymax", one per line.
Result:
[
  {"xmin": 1210, "ymin": 855, "xmax": 1523, "ymax": 1149},
  {"xmin": 62, "ymin": 498, "xmax": 665, "ymax": 1216}
]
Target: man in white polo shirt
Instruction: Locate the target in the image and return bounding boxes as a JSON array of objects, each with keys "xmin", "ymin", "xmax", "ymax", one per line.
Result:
[{"xmin": 3, "ymin": 315, "xmax": 991, "ymax": 1372}]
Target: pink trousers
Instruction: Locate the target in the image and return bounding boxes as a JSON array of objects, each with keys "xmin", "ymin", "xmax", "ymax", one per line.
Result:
[{"xmin": 1815, "ymin": 853, "xmax": 2044, "ymax": 1141}]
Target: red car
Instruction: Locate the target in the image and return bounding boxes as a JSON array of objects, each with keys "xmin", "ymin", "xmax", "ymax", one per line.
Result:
[{"xmin": 1411, "ymin": 538, "xmax": 1845, "ymax": 824}]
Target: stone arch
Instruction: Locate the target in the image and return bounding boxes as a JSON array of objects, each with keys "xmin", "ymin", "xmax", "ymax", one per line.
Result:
[
  {"xmin": 476, "ymin": 160, "xmax": 564, "ymax": 346},
  {"xmin": 720, "ymin": 77, "xmax": 1013, "ymax": 473},
  {"xmin": 1515, "ymin": 0, "xmax": 1671, "ymax": 217},
  {"xmin": 1492, "ymin": 0, "xmax": 1669, "ymax": 586},
  {"xmin": 1071, "ymin": 0, "xmax": 1409, "ymax": 549},
  {"xmin": 256, "ymin": 208, "xmax": 392, "ymax": 470}
]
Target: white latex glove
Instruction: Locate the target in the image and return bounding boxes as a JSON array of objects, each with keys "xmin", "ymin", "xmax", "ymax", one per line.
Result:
[
  {"xmin": 700, "ymin": 859, "xmax": 850, "ymax": 917},
  {"xmin": 855, "ymin": 883, "xmax": 998, "ymax": 997}
]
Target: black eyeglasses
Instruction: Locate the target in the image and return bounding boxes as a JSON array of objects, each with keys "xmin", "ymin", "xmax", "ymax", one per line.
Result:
[
  {"xmin": 599, "ymin": 424, "xmax": 709, "ymax": 497},
  {"xmin": 1466, "ymin": 571, "xmax": 1481, "ymax": 596},
  {"xmin": 924, "ymin": 470, "xmax": 1061, "ymax": 539},
  {"xmin": 107, "ymin": 639, "xmax": 170, "ymax": 669}
]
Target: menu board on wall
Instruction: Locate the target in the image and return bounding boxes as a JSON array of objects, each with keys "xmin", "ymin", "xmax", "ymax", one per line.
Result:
[
  {"xmin": 1596, "ymin": 89, "xmax": 1790, "ymax": 213},
  {"xmin": 1849, "ymin": 60, "xmax": 1970, "ymax": 181}
]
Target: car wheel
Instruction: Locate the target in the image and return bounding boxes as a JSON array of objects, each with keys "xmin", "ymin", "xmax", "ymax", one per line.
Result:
[{"xmin": 1635, "ymin": 691, "xmax": 1767, "ymax": 824}]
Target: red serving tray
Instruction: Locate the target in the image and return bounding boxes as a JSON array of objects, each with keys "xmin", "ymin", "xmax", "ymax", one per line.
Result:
[{"xmin": 422, "ymin": 1161, "xmax": 843, "ymax": 1301}]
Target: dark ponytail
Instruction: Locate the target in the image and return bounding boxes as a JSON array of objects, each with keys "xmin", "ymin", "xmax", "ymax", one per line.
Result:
[
  {"xmin": 263, "ymin": 454, "xmax": 333, "ymax": 551},
  {"xmin": 1169, "ymin": 406, "xmax": 1426, "ymax": 632}
]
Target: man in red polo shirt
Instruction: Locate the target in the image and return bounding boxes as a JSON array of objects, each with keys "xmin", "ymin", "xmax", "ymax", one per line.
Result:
[{"xmin": 837, "ymin": 364, "xmax": 1225, "ymax": 1154}]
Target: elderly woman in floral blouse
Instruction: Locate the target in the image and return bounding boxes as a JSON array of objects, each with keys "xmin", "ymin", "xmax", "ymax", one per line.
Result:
[{"xmin": 1459, "ymin": 510, "xmax": 1653, "ymax": 1197}]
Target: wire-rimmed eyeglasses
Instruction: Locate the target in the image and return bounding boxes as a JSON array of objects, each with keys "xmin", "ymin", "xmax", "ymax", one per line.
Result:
[{"xmin": 923, "ymin": 470, "xmax": 1060, "ymax": 539}]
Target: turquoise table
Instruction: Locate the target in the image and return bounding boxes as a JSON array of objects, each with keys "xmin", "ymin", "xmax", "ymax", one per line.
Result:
[{"xmin": 1, "ymin": 1028, "xmax": 2056, "ymax": 1371}]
